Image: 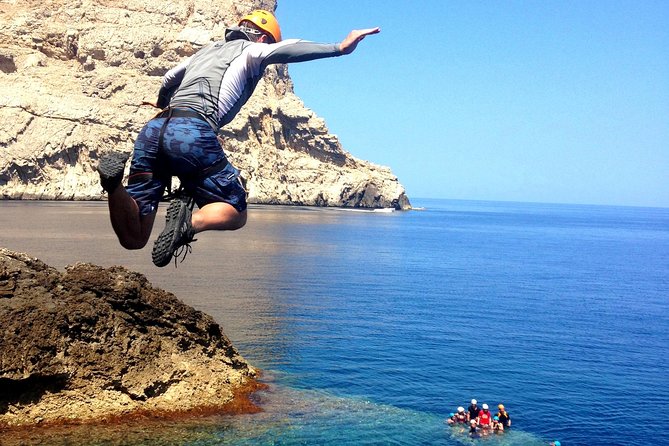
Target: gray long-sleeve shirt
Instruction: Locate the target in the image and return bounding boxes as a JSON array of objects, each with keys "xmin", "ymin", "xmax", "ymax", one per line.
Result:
[{"xmin": 160, "ymin": 33, "xmax": 343, "ymax": 131}]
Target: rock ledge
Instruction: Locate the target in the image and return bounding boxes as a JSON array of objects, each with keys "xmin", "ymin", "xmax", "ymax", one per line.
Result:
[{"xmin": 0, "ymin": 248, "xmax": 257, "ymax": 428}]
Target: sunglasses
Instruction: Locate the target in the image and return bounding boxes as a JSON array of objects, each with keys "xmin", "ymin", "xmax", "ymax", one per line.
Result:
[{"xmin": 239, "ymin": 25, "xmax": 262, "ymax": 35}]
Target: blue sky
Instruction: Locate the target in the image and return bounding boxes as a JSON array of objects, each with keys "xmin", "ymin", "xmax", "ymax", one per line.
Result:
[{"xmin": 274, "ymin": 1, "xmax": 668, "ymax": 207}]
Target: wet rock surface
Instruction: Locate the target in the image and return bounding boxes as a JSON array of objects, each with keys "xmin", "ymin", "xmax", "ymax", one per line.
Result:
[{"xmin": 0, "ymin": 248, "xmax": 256, "ymax": 427}]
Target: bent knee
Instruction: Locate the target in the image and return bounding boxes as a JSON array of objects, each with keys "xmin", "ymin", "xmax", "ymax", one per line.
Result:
[
  {"xmin": 119, "ymin": 238, "xmax": 148, "ymax": 250},
  {"xmin": 232, "ymin": 221, "xmax": 246, "ymax": 231},
  {"xmin": 229, "ymin": 212, "xmax": 247, "ymax": 230}
]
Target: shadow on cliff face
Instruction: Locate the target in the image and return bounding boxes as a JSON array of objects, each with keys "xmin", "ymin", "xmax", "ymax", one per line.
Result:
[{"xmin": 0, "ymin": 54, "xmax": 17, "ymax": 74}]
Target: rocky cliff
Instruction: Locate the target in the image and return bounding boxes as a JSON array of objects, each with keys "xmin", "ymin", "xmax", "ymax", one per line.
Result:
[
  {"xmin": 0, "ymin": 248, "xmax": 259, "ymax": 427},
  {"xmin": 0, "ymin": 0, "xmax": 410, "ymax": 209}
]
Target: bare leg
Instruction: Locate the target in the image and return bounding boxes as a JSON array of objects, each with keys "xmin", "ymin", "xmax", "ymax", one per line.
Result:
[
  {"xmin": 107, "ymin": 186, "xmax": 157, "ymax": 249},
  {"xmin": 191, "ymin": 202, "xmax": 247, "ymax": 233}
]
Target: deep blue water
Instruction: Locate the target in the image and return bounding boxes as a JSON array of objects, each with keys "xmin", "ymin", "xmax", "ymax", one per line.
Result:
[{"xmin": 2, "ymin": 199, "xmax": 668, "ymax": 445}]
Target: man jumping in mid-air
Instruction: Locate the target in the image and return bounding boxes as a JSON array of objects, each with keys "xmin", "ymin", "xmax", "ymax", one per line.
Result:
[{"xmin": 97, "ymin": 9, "xmax": 380, "ymax": 267}]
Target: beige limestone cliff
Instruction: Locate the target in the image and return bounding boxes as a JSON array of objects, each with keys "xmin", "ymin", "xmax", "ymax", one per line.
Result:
[{"xmin": 0, "ymin": 0, "xmax": 410, "ymax": 209}]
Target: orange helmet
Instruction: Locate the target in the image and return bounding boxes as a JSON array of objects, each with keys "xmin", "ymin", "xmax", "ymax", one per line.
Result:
[{"xmin": 239, "ymin": 10, "xmax": 282, "ymax": 42}]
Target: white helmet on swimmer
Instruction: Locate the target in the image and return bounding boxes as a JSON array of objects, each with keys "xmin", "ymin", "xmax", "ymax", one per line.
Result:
[
  {"xmin": 458, "ymin": 406, "xmax": 465, "ymax": 413},
  {"xmin": 471, "ymin": 399, "xmax": 477, "ymax": 405},
  {"xmin": 482, "ymin": 403, "xmax": 489, "ymax": 410}
]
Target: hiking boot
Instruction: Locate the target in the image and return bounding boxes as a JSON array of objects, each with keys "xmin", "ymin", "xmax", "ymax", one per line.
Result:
[
  {"xmin": 97, "ymin": 152, "xmax": 130, "ymax": 193},
  {"xmin": 152, "ymin": 198, "xmax": 196, "ymax": 267}
]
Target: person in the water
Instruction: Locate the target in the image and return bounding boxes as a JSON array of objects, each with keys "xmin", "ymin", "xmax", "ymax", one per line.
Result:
[
  {"xmin": 477, "ymin": 403, "xmax": 492, "ymax": 429},
  {"xmin": 454, "ymin": 406, "xmax": 468, "ymax": 423},
  {"xmin": 469, "ymin": 419, "xmax": 481, "ymax": 439},
  {"xmin": 446, "ymin": 406, "xmax": 468, "ymax": 424},
  {"xmin": 492, "ymin": 415, "xmax": 505, "ymax": 433},
  {"xmin": 467, "ymin": 399, "xmax": 479, "ymax": 421},
  {"xmin": 496, "ymin": 403, "xmax": 511, "ymax": 428}
]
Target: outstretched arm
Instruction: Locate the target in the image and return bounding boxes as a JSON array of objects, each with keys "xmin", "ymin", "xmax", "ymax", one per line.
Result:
[
  {"xmin": 339, "ymin": 27, "xmax": 381, "ymax": 54},
  {"xmin": 257, "ymin": 27, "xmax": 381, "ymax": 67}
]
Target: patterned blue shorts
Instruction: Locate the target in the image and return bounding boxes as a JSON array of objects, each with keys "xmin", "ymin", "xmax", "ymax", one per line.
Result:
[{"xmin": 127, "ymin": 117, "xmax": 247, "ymax": 216}]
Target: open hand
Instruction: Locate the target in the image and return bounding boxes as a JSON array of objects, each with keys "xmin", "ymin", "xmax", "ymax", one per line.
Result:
[{"xmin": 339, "ymin": 27, "xmax": 381, "ymax": 54}]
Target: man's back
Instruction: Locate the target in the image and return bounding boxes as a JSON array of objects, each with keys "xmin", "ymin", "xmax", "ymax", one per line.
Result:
[{"xmin": 169, "ymin": 39, "xmax": 254, "ymax": 130}]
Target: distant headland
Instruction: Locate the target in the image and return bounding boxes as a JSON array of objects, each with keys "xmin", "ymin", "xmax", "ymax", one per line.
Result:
[{"xmin": 0, "ymin": 0, "xmax": 410, "ymax": 210}]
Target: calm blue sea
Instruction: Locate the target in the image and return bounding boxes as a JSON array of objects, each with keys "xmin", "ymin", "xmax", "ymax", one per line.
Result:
[{"xmin": 2, "ymin": 199, "xmax": 668, "ymax": 445}]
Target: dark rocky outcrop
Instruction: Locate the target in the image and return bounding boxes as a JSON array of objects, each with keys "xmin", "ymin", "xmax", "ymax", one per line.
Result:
[{"xmin": 0, "ymin": 248, "xmax": 257, "ymax": 427}]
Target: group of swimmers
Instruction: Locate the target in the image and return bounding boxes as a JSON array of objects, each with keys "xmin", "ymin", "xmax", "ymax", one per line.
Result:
[
  {"xmin": 446, "ymin": 399, "xmax": 511, "ymax": 437},
  {"xmin": 447, "ymin": 400, "xmax": 563, "ymax": 444}
]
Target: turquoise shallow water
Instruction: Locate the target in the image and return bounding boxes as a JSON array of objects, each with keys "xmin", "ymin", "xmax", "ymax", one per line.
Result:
[{"xmin": 2, "ymin": 199, "xmax": 668, "ymax": 445}]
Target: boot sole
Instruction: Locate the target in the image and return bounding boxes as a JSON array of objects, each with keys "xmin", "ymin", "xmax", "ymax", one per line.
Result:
[
  {"xmin": 152, "ymin": 199, "xmax": 190, "ymax": 267},
  {"xmin": 98, "ymin": 152, "xmax": 129, "ymax": 192}
]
